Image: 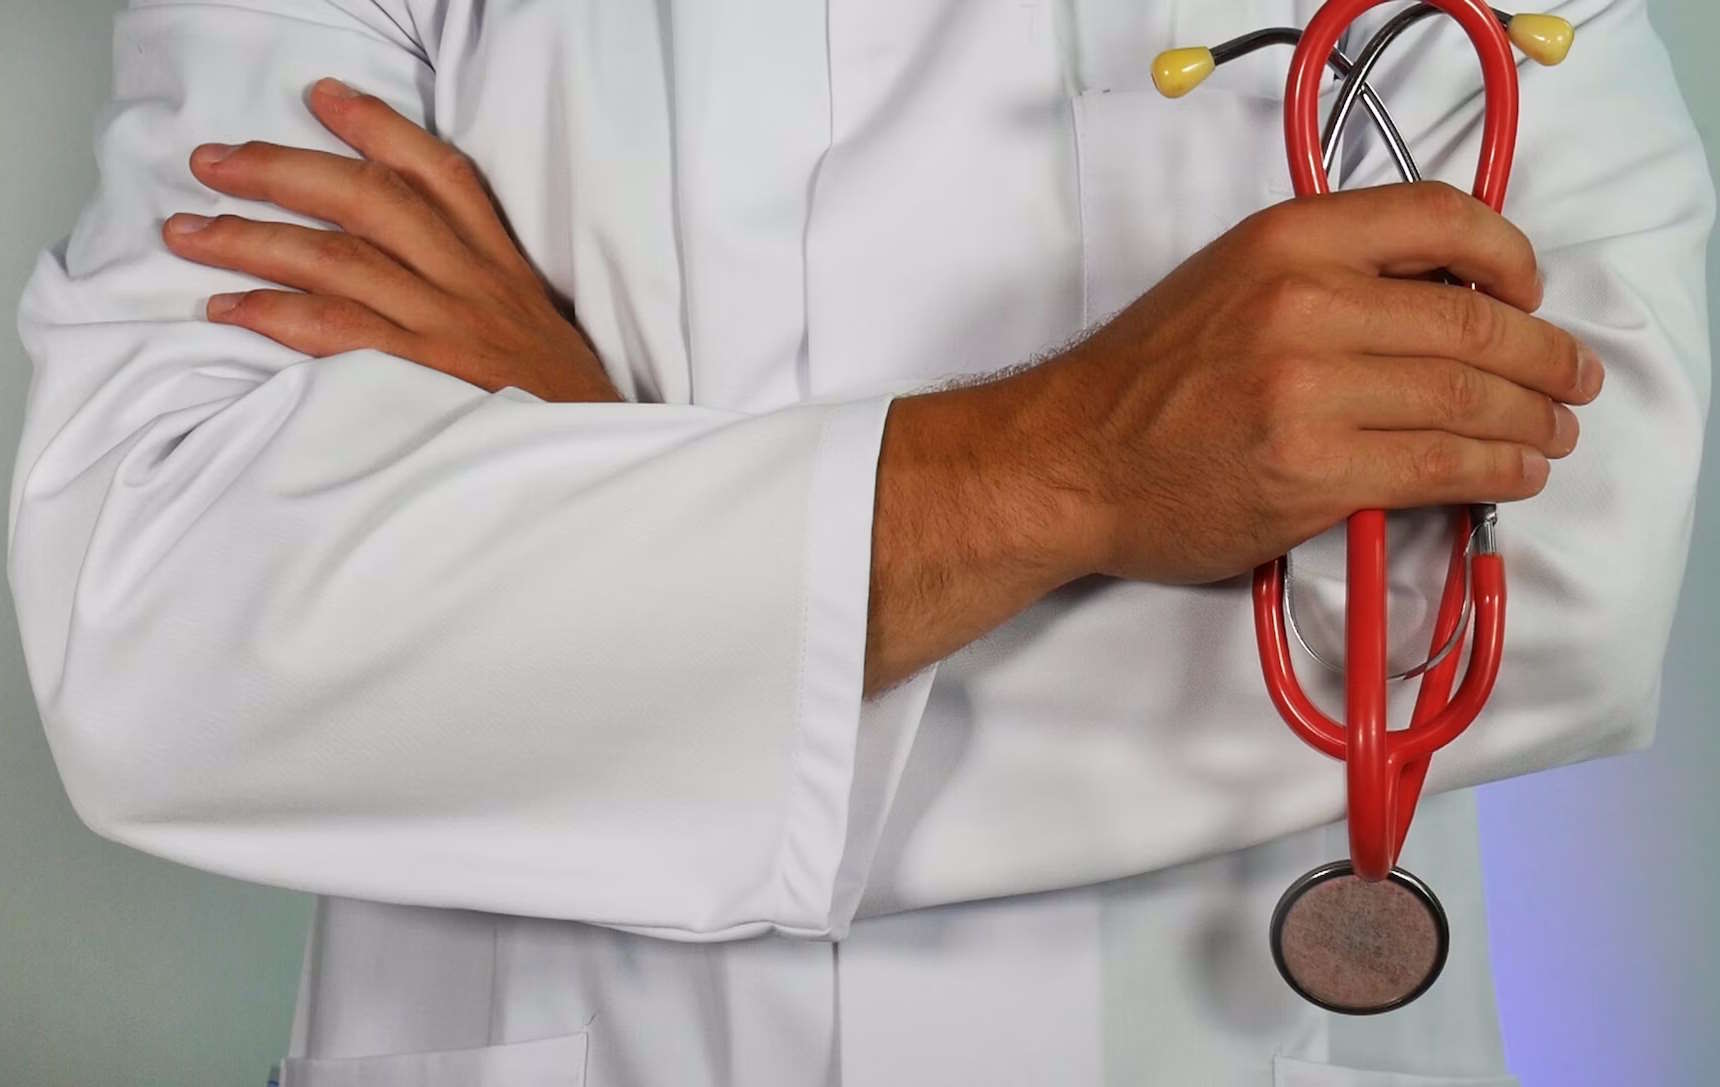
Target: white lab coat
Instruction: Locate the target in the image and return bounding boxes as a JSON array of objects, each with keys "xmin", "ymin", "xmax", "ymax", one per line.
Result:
[{"xmin": 8, "ymin": 0, "xmax": 1712, "ymax": 1082}]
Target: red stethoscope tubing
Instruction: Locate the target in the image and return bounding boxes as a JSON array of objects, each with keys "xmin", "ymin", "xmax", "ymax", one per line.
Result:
[{"xmin": 1254, "ymin": 0, "xmax": 1516, "ymax": 882}]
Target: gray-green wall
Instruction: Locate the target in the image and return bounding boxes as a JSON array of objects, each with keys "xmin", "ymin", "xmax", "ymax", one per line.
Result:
[
  {"xmin": 1476, "ymin": 4, "xmax": 1720, "ymax": 1085},
  {"xmin": 0, "ymin": 7, "xmax": 311, "ymax": 1084},
  {"xmin": 0, "ymin": 2, "xmax": 1713, "ymax": 1084}
]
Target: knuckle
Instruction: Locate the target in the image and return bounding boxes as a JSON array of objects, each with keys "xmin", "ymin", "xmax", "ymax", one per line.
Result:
[
  {"xmin": 1440, "ymin": 364, "xmax": 1486, "ymax": 423},
  {"xmin": 314, "ymin": 295, "xmax": 354, "ymax": 328},
  {"xmin": 1452, "ymin": 291, "xmax": 1501, "ymax": 354},
  {"xmin": 353, "ymin": 160, "xmax": 429, "ymax": 225},
  {"xmin": 434, "ymin": 145, "xmax": 483, "ymax": 190},
  {"xmin": 200, "ymin": 213, "xmax": 242, "ymax": 239},
  {"xmin": 1237, "ymin": 202, "xmax": 1297, "ymax": 255},
  {"xmin": 232, "ymin": 289, "xmax": 273, "ymax": 317},
  {"xmin": 230, "ymin": 139, "xmax": 271, "ymax": 165},
  {"xmin": 316, "ymin": 297, "xmax": 368, "ymax": 337},
  {"xmin": 1414, "ymin": 435, "xmax": 1463, "ymax": 484},
  {"xmin": 312, "ymin": 228, "xmax": 368, "ymax": 269},
  {"xmin": 1413, "ymin": 179, "xmax": 1470, "ymax": 225},
  {"xmin": 354, "ymin": 157, "xmax": 406, "ymax": 197},
  {"xmin": 216, "ymin": 289, "xmax": 258, "ymax": 318},
  {"xmin": 1258, "ymin": 272, "xmax": 1325, "ymax": 328}
]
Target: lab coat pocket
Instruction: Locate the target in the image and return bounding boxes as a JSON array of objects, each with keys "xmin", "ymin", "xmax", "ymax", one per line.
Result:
[
  {"xmin": 279, "ymin": 1031, "xmax": 589, "ymax": 1087},
  {"xmin": 1072, "ymin": 82, "xmax": 1292, "ymax": 326},
  {"xmin": 1274, "ymin": 1054, "xmax": 1520, "ymax": 1087}
]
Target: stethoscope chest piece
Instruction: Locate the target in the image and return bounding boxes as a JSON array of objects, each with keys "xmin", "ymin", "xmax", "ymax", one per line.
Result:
[{"xmin": 1269, "ymin": 860, "xmax": 1450, "ymax": 1015}]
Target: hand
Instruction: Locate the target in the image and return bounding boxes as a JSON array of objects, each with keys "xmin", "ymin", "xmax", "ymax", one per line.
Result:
[
  {"xmin": 1033, "ymin": 180, "xmax": 1605, "ymax": 586},
  {"xmin": 162, "ymin": 76, "xmax": 621, "ymax": 404}
]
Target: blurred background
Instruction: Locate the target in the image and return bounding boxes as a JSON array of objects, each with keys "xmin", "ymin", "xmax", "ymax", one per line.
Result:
[
  {"xmin": 1, "ymin": 1, "xmax": 1713, "ymax": 1084},
  {"xmin": 1473, "ymin": 3, "xmax": 1718, "ymax": 1084}
]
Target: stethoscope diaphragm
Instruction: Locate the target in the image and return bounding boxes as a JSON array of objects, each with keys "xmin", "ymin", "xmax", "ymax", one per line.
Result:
[{"xmin": 1269, "ymin": 860, "xmax": 1450, "ymax": 1016}]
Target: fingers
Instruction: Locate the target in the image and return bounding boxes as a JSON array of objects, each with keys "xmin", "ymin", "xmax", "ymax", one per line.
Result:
[
  {"xmin": 203, "ymin": 288, "xmax": 423, "ymax": 361},
  {"xmin": 1345, "ymin": 431, "xmax": 1551, "ymax": 510},
  {"xmin": 1321, "ymin": 355, "xmax": 1579, "ymax": 458},
  {"xmin": 1264, "ymin": 181, "xmax": 1543, "ymax": 312},
  {"xmin": 1247, "ymin": 184, "xmax": 1606, "ymax": 407},
  {"xmin": 186, "ymin": 136, "xmax": 478, "ymax": 295},
  {"xmin": 301, "ymin": 77, "xmax": 537, "ymax": 279},
  {"xmin": 1338, "ymin": 276, "xmax": 1605, "ymax": 405},
  {"xmin": 163, "ymin": 212, "xmax": 449, "ymax": 331}
]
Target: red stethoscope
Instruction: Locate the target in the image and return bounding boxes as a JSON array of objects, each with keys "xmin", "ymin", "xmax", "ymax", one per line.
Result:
[{"xmin": 1154, "ymin": 1, "xmax": 1573, "ymax": 1014}]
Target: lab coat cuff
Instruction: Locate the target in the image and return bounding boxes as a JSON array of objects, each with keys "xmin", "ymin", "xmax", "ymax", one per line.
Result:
[{"xmin": 772, "ymin": 392, "xmax": 928, "ymax": 939}]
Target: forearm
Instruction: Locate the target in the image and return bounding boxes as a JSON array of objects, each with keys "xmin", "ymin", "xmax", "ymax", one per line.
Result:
[{"xmin": 863, "ymin": 357, "xmax": 1101, "ymax": 698}]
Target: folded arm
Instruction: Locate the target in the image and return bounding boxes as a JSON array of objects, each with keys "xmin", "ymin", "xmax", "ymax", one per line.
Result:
[{"xmin": 8, "ymin": 0, "xmax": 953, "ymax": 942}]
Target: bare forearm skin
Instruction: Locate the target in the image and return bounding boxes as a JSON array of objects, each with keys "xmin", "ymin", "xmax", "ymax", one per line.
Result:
[{"xmin": 863, "ymin": 356, "xmax": 1102, "ymax": 699}]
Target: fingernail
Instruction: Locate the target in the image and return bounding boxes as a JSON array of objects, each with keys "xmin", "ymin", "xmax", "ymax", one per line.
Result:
[
  {"xmin": 206, "ymin": 292, "xmax": 242, "ymax": 317},
  {"xmin": 1552, "ymin": 404, "xmax": 1578, "ymax": 455},
  {"xmin": 195, "ymin": 142, "xmax": 237, "ymax": 165},
  {"xmin": 316, "ymin": 77, "xmax": 359, "ymax": 99},
  {"xmin": 166, "ymin": 212, "xmax": 212, "ymax": 234},
  {"xmin": 1533, "ymin": 265, "xmax": 1546, "ymax": 308},
  {"xmin": 1522, "ymin": 448, "xmax": 1549, "ymax": 485},
  {"xmin": 1577, "ymin": 345, "xmax": 1606, "ymax": 398}
]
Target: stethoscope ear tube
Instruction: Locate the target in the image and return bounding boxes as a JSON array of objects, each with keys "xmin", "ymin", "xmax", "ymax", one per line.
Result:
[{"xmin": 1283, "ymin": 0, "xmax": 1521, "ymax": 207}]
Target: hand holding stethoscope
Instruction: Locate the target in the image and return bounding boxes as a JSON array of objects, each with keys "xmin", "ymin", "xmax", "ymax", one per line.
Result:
[{"xmin": 1153, "ymin": 1, "xmax": 1574, "ymax": 1015}]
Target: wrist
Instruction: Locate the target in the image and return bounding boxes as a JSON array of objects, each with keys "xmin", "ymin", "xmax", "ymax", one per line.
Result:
[
  {"xmin": 863, "ymin": 359, "xmax": 1110, "ymax": 694},
  {"xmin": 1006, "ymin": 354, "xmax": 1115, "ymax": 582},
  {"xmin": 940, "ymin": 357, "xmax": 1111, "ymax": 588}
]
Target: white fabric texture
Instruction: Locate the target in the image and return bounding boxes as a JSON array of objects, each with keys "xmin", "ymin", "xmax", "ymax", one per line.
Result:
[
  {"xmin": 8, "ymin": 0, "xmax": 1713, "ymax": 1083},
  {"xmin": 9, "ymin": 0, "xmax": 922, "ymax": 941}
]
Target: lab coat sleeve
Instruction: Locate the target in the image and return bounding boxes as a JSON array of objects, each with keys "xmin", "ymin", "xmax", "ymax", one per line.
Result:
[{"xmin": 6, "ymin": 0, "xmax": 924, "ymax": 941}]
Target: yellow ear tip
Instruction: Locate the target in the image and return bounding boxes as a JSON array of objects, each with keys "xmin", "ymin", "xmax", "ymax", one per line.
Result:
[
  {"xmin": 1509, "ymin": 14, "xmax": 1574, "ymax": 66},
  {"xmin": 1152, "ymin": 47, "xmax": 1216, "ymax": 98}
]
